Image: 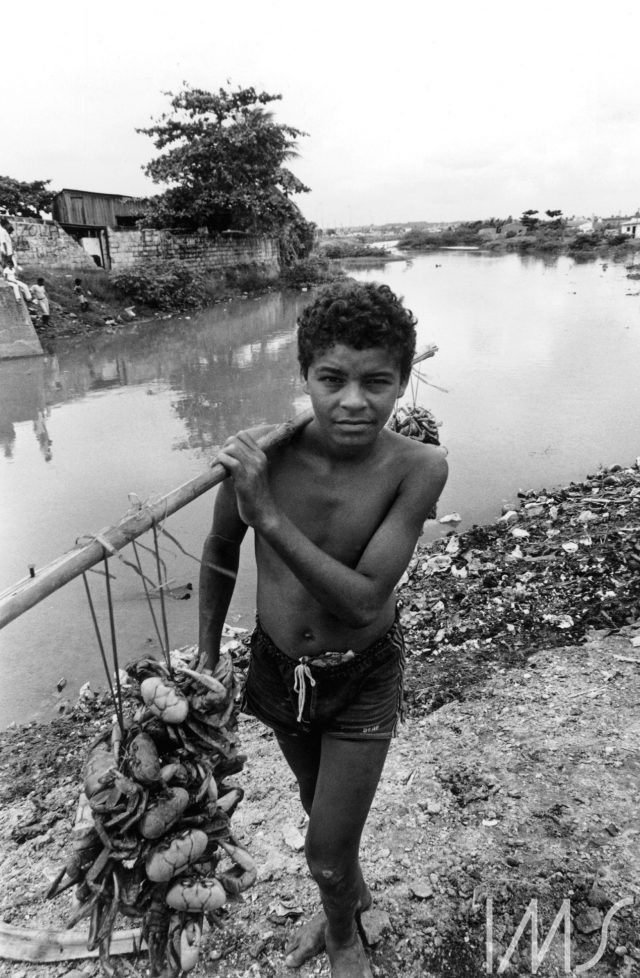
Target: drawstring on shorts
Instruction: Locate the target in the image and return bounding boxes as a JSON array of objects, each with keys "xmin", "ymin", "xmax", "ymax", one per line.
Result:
[{"xmin": 293, "ymin": 661, "xmax": 317, "ymax": 723}]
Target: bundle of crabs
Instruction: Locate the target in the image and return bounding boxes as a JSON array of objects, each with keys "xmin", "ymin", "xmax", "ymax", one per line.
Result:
[{"xmin": 47, "ymin": 647, "xmax": 253, "ymax": 977}]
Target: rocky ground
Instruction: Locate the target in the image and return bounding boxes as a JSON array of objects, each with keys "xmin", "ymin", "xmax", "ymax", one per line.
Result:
[{"xmin": 1, "ymin": 459, "xmax": 639, "ymax": 978}]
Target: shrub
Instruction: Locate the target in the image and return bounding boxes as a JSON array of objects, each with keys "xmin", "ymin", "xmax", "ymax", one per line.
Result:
[
  {"xmin": 568, "ymin": 233, "xmax": 602, "ymax": 252},
  {"xmin": 280, "ymin": 255, "xmax": 345, "ymax": 288},
  {"xmin": 321, "ymin": 241, "xmax": 389, "ymax": 259},
  {"xmin": 398, "ymin": 224, "xmax": 482, "ymax": 250},
  {"xmin": 224, "ymin": 263, "xmax": 272, "ymax": 293},
  {"xmin": 534, "ymin": 236, "xmax": 563, "ymax": 253},
  {"xmin": 111, "ymin": 261, "xmax": 207, "ymax": 309}
]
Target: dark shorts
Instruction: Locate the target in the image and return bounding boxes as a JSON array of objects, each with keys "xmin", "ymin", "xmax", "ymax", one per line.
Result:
[{"xmin": 242, "ymin": 616, "xmax": 405, "ymax": 741}]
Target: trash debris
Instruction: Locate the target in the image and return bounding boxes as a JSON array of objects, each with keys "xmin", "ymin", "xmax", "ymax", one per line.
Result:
[
  {"xmin": 399, "ymin": 458, "xmax": 640, "ymax": 711},
  {"xmin": 282, "ymin": 823, "xmax": 305, "ymax": 852}
]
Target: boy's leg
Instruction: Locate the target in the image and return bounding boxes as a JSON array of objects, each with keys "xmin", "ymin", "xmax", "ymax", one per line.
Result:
[
  {"xmin": 279, "ymin": 732, "xmax": 389, "ymax": 972},
  {"xmin": 276, "ymin": 731, "xmax": 330, "ymax": 967},
  {"xmin": 275, "ymin": 730, "xmax": 322, "ymax": 816}
]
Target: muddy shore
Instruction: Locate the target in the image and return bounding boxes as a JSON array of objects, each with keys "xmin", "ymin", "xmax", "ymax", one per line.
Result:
[{"xmin": 1, "ymin": 458, "xmax": 639, "ymax": 977}]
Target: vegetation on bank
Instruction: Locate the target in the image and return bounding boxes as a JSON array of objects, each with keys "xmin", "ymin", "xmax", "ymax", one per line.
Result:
[
  {"xmin": 398, "ymin": 223, "xmax": 485, "ymax": 250},
  {"xmin": 19, "ymin": 266, "xmax": 139, "ymax": 337},
  {"xmin": 318, "ymin": 236, "xmax": 390, "ymax": 260},
  {"xmin": 397, "ymin": 210, "xmax": 640, "ymax": 263},
  {"xmin": 110, "ymin": 255, "xmax": 344, "ymax": 310},
  {"xmin": 19, "ymin": 254, "xmax": 344, "ymax": 343}
]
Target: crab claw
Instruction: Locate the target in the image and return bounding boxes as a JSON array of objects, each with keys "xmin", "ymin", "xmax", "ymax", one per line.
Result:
[
  {"xmin": 175, "ymin": 665, "xmax": 228, "ymax": 705},
  {"xmin": 217, "ymin": 840, "xmax": 257, "ymax": 895},
  {"xmin": 180, "ymin": 918, "xmax": 203, "ymax": 972},
  {"xmin": 165, "ymin": 914, "xmax": 182, "ymax": 978}
]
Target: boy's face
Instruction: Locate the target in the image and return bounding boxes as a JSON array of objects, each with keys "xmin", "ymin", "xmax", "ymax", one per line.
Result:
[{"xmin": 303, "ymin": 343, "xmax": 406, "ymax": 451}]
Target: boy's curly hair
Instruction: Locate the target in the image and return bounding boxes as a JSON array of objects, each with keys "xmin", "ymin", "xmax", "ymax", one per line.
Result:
[{"xmin": 297, "ymin": 280, "xmax": 417, "ymax": 382}]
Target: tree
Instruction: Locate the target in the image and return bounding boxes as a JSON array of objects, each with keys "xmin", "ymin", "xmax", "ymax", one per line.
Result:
[
  {"xmin": 138, "ymin": 85, "xmax": 311, "ymax": 239},
  {"xmin": 0, "ymin": 176, "xmax": 55, "ymax": 217},
  {"xmin": 521, "ymin": 209, "xmax": 540, "ymax": 232},
  {"xmin": 545, "ymin": 208, "xmax": 564, "ymax": 231}
]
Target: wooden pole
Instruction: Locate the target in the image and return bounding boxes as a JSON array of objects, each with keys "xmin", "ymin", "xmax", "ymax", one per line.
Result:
[
  {"xmin": 0, "ymin": 343, "xmax": 439, "ymax": 632},
  {"xmin": 0, "ymin": 409, "xmax": 313, "ymax": 631}
]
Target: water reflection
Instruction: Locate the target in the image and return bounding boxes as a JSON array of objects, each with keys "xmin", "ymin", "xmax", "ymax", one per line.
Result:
[
  {"xmin": 34, "ymin": 292, "xmax": 309, "ymax": 455},
  {"xmin": 0, "ymin": 291, "xmax": 312, "ymax": 729},
  {"xmin": 0, "ymin": 358, "xmax": 48, "ymax": 460}
]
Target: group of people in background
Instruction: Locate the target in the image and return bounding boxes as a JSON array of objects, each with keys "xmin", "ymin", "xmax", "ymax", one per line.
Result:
[
  {"xmin": 1, "ymin": 255, "xmax": 51, "ymax": 326},
  {"xmin": 1, "ymin": 213, "xmax": 89, "ymax": 328}
]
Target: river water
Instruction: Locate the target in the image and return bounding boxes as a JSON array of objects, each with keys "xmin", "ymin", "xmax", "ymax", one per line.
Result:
[{"xmin": 1, "ymin": 251, "xmax": 639, "ymax": 727}]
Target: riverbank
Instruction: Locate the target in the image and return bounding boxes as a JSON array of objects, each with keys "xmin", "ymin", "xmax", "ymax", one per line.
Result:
[
  {"xmin": 1, "ymin": 458, "xmax": 639, "ymax": 977},
  {"xmin": 18, "ymin": 259, "xmax": 343, "ymax": 348},
  {"xmin": 400, "ymin": 233, "xmax": 640, "ymax": 266}
]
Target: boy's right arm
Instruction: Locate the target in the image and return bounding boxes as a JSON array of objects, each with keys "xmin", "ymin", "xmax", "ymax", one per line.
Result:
[{"xmin": 198, "ymin": 478, "xmax": 248, "ymax": 670}]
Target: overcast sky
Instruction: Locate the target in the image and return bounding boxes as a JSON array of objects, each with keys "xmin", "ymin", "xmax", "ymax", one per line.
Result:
[{"xmin": 3, "ymin": 0, "xmax": 639, "ymax": 227}]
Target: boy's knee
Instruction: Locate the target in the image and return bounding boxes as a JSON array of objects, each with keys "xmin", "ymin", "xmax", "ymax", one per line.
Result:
[
  {"xmin": 305, "ymin": 834, "xmax": 357, "ymax": 892},
  {"xmin": 306, "ymin": 852, "xmax": 348, "ymax": 892}
]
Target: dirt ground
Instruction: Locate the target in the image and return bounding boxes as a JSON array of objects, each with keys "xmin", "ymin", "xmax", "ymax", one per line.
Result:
[{"xmin": 1, "ymin": 460, "xmax": 639, "ymax": 978}]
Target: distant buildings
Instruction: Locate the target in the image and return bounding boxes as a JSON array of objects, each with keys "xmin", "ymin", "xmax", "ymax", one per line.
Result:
[{"xmin": 619, "ymin": 216, "xmax": 640, "ymax": 238}]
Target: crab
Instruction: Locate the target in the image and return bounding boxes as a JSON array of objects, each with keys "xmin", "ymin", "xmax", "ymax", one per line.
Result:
[{"xmin": 48, "ymin": 643, "xmax": 255, "ymax": 978}]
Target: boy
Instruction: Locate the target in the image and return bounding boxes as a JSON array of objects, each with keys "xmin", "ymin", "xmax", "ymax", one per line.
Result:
[
  {"xmin": 31, "ymin": 278, "xmax": 50, "ymax": 325},
  {"xmin": 199, "ymin": 280, "xmax": 447, "ymax": 978},
  {"xmin": 74, "ymin": 278, "xmax": 89, "ymax": 312}
]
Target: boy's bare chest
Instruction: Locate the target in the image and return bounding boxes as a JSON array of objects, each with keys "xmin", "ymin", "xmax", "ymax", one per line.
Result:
[{"xmin": 268, "ymin": 453, "xmax": 401, "ymax": 557}]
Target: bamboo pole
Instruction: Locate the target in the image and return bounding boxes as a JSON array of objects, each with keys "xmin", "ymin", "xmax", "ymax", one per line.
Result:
[
  {"xmin": 0, "ymin": 409, "xmax": 313, "ymax": 631},
  {"xmin": 0, "ymin": 342, "xmax": 439, "ymax": 632}
]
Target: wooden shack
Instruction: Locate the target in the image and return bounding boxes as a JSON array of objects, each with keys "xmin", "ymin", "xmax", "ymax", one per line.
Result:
[
  {"xmin": 52, "ymin": 189, "xmax": 146, "ymax": 268},
  {"xmin": 52, "ymin": 190, "xmax": 144, "ymax": 229}
]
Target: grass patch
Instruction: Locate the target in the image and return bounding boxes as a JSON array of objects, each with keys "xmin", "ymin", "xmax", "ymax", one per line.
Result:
[{"xmin": 20, "ymin": 265, "xmax": 135, "ymax": 329}]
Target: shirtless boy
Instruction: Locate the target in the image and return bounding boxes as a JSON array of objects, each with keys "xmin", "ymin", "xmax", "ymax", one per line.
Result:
[{"xmin": 199, "ymin": 280, "xmax": 448, "ymax": 978}]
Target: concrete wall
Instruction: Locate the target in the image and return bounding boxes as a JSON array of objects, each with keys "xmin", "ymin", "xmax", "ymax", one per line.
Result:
[
  {"xmin": 0, "ymin": 282, "xmax": 43, "ymax": 358},
  {"xmin": 106, "ymin": 228, "xmax": 280, "ymax": 276},
  {"xmin": 11, "ymin": 218, "xmax": 97, "ymax": 270},
  {"xmin": 6, "ymin": 217, "xmax": 280, "ymax": 278}
]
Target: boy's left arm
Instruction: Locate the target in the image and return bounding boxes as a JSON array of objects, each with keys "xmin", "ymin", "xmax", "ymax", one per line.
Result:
[{"xmin": 217, "ymin": 432, "xmax": 448, "ymax": 628}]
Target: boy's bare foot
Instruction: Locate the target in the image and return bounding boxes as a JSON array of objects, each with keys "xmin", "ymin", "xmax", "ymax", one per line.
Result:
[
  {"xmin": 284, "ymin": 910, "xmax": 327, "ymax": 968},
  {"xmin": 325, "ymin": 928, "xmax": 373, "ymax": 978},
  {"xmin": 284, "ymin": 890, "xmax": 373, "ymax": 969}
]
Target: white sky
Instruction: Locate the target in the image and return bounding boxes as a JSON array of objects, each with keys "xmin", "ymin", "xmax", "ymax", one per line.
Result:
[{"xmin": 3, "ymin": 0, "xmax": 640, "ymax": 226}]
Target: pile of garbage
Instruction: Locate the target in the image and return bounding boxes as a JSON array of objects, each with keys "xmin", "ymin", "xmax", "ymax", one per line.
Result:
[
  {"xmin": 46, "ymin": 647, "xmax": 253, "ymax": 977},
  {"xmin": 400, "ymin": 458, "xmax": 640, "ymax": 710}
]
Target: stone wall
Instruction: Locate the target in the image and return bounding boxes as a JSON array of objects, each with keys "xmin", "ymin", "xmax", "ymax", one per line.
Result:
[
  {"xmin": 10, "ymin": 218, "xmax": 97, "ymax": 270},
  {"xmin": 5, "ymin": 217, "xmax": 281, "ymax": 279},
  {"xmin": 106, "ymin": 229, "xmax": 280, "ymax": 277}
]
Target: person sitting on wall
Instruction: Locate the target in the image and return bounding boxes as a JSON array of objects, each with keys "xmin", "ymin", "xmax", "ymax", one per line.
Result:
[{"xmin": 2, "ymin": 262, "xmax": 32, "ymax": 304}]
